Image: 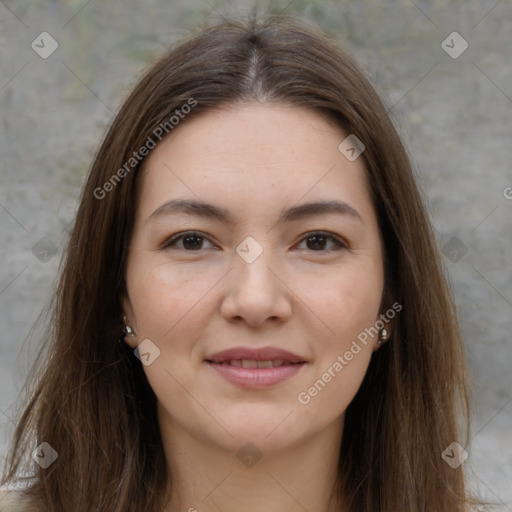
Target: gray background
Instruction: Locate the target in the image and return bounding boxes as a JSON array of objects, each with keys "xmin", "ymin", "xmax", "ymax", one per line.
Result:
[{"xmin": 0, "ymin": 0, "xmax": 511, "ymax": 509}]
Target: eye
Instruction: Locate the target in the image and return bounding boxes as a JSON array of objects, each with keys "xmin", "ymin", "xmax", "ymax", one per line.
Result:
[
  {"xmin": 295, "ymin": 231, "xmax": 347, "ymax": 252},
  {"xmin": 162, "ymin": 231, "xmax": 217, "ymax": 251},
  {"xmin": 161, "ymin": 230, "xmax": 347, "ymax": 253}
]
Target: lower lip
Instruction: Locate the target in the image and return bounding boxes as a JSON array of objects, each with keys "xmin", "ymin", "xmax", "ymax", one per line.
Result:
[{"xmin": 206, "ymin": 362, "xmax": 305, "ymax": 389}]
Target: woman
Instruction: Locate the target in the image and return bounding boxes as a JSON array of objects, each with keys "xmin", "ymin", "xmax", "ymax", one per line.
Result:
[{"xmin": 0, "ymin": 14, "xmax": 488, "ymax": 512}]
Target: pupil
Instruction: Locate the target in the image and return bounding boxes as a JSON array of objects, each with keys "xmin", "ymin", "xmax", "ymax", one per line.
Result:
[
  {"xmin": 308, "ymin": 235, "xmax": 325, "ymax": 250},
  {"xmin": 181, "ymin": 235, "xmax": 328, "ymax": 251},
  {"xmin": 184, "ymin": 235, "xmax": 202, "ymax": 250}
]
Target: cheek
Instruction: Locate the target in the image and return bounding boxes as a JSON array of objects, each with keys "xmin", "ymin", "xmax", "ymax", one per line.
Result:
[
  {"xmin": 295, "ymin": 263, "xmax": 382, "ymax": 417},
  {"xmin": 306, "ymin": 257, "xmax": 384, "ymax": 350},
  {"xmin": 128, "ymin": 257, "xmax": 214, "ymax": 339}
]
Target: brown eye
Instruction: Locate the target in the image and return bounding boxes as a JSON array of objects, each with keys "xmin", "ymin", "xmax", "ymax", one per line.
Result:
[
  {"xmin": 296, "ymin": 232, "xmax": 347, "ymax": 252},
  {"xmin": 161, "ymin": 231, "xmax": 347, "ymax": 253},
  {"xmin": 162, "ymin": 232, "xmax": 216, "ymax": 251}
]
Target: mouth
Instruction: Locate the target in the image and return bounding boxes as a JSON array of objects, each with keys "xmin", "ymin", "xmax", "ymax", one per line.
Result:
[
  {"xmin": 206, "ymin": 346, "xmax": 306, "ymax": 364},
  {"xmin": 208, "ymin": 359, "xmax": 304, "ymax": 368},
  {"xmin": 205, "ymin": 346, "xmax": 307, "ymax": 388}
]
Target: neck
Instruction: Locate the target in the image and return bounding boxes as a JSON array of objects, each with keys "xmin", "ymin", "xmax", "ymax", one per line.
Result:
[{"xmin": 159, "ymin": 413, "xmax": 346, "ymax": 512}]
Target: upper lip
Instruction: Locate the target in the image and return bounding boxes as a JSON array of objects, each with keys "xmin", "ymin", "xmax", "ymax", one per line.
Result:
[{"xmin": 206, "ymin": 346, "xmax": 306, "ymax": 364}]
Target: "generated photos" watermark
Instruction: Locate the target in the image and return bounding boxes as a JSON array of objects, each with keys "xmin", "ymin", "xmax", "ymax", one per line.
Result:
[
  {"xmin": 298, "ymin": 301, "xmax": 402, "ymax": 405},
  {"xmin": 93, "ymin": 97, "xmax": 197, "ymax": 200}
]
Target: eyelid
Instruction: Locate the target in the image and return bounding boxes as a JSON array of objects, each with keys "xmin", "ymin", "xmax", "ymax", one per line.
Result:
[
  {"xmin": 161, "ymin": 231, "xmax": 218, "ymax": 250},
  {"xmin": 295, "ymin": 231, "xmax": 348, "ymax": 251},
  {"xmin": 161, "ymin": 230, "xmax": 348, "ymax": 252}
]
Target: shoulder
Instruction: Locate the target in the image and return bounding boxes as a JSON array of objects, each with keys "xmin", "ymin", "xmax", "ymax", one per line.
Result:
[{"xmin": 0, "ymin": 489, "xmax": 36, "ymax": 512}]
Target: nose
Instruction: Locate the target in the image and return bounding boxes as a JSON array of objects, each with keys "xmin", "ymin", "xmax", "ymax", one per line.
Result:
[{"xmin": 220, "ymin": 242, "xmax": 293, "ymax": 328}]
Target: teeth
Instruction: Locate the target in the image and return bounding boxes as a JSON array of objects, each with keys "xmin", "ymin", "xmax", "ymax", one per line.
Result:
[
  {"xmin": 257, "ymin": 360, "xmax": 273, "ymax": 368},
  {"xmin": 223, "ymin": 359, "xmax": 287, "ymax": 368},
  {"xmin": 241, "ymin": 359, "xmax": 258, "ymax": 368},
  {"xmin": 215, "ymin": 359, "xmax": 293, "ymax": 368}
]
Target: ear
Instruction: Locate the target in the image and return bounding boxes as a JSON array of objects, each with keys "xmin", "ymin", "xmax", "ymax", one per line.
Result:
[
  {"xmin": 381, "ymin": 313, "xmax": 395, "ymax": 335},
  {"xmin": 372, "ymin": 295, "xmax": 400, "ymax": 351},
  {"xmin": 121, "ymin": 294, "xmax": 139, "ymax": 349},
  {"xmin": 372, "ymin": 317, "xmax": 392, "ymax": 352}
]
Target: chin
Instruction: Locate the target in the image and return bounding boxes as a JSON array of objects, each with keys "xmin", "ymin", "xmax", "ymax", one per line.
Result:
[{"xmin": 207, "ymin": 403, "xmax": 311, "ymax": 452}]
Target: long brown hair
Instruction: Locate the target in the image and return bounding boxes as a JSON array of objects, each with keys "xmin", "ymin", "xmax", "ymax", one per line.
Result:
[{"xmin": 2, "ymin": 14, "xmax": 487, "ymax": 512}]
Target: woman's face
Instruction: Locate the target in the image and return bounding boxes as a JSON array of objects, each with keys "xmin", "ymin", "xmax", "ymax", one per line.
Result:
[{"xmin": 123, "ymin": 103, "xmax": 385, "ymax": 453}]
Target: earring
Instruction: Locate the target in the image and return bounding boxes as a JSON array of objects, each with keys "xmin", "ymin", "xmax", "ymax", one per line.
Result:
[
  {"xmin": 123, "ymin": 315, "xmax": 135, "ymax": 337},
  {"xmin": 378, "ymin": 328, "xmax": 390, "ymax": 347}
]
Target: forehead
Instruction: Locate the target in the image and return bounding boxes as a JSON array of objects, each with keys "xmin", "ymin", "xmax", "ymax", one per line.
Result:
[{"xmin": 135, "ymin": 103, "xmax": 372, "ymax": 222}]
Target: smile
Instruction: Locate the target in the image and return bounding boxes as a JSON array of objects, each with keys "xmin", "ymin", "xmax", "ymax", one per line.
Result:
[
  {"xmin": 205, "ymin": 346, "xmax": 307, "ymax": 388},
  {"xmin": 215, "ymin": 359, "xmax": 296, "ymax": 368}
]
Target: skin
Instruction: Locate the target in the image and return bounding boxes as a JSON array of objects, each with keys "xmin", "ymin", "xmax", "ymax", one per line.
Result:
[{"xmin": 122, "ymin": 103, "xmax": 387, "ymax": 512}]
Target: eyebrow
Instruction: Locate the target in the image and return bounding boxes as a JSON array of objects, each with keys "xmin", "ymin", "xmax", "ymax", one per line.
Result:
[{"xmin": 145, "ymin": 198, "xmax": 363, "ymax": 226}]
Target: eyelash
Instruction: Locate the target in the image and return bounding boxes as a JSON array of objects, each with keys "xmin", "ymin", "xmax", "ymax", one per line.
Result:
[{"xmin": 161, "ymin": 231, "xmax": 348, "ymax": 253}]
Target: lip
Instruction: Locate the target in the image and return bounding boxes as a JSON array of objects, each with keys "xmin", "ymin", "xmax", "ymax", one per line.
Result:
[
  {"xmin": 206, "ymin": 346, "xmax": 306, "ymax": 364},
  {"xmin": 207, "ymin": 362, "xmax": 304, "ymax": 388},
  {"xmin": 205, "ymin": 346, "xmax": 307, "ymax": 389}
]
